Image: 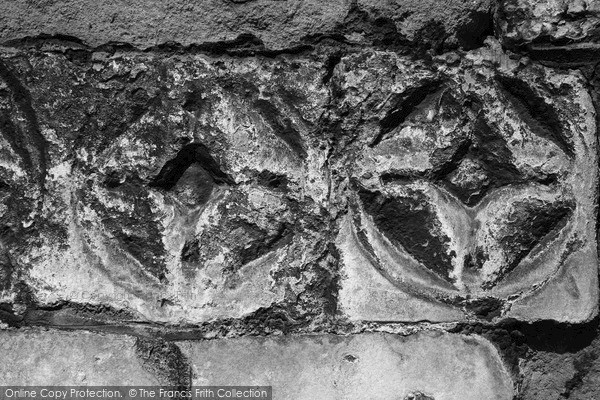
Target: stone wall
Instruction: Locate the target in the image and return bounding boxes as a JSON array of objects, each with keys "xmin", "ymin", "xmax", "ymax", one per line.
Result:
[{"xmin": 1, "ymin": 1, "xmax": 600, "ymax": 399}]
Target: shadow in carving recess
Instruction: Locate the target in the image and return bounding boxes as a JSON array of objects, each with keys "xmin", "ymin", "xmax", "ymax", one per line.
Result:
[
  {"xmin": 370, "ymin": 80, "xmax": 443, "ymax": 147},
  {"xmin": 149, "ymin": 143, "xmax": 234, "ymax": 189},
  {"xmin": 0, "ymin": 59, "xmax": 48, "ymax": 189},
  {"xmin": 238, "ymin": 223, "xmax": 294, "ymax": 266},
  {"xmin": 253, "ymin": 99, "xmax": 307, "ymax": 159},
  {"xmin": 357, "ymin": 185, "xmax": 455, "ymax": 282},
  {"xmin": 496, "ymin": 75, "xmax": 574, "ymax": 156}
]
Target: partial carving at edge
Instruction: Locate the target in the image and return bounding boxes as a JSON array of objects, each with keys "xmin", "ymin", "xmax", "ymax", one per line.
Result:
[
  {"xmin": 0, "ymin": 59, "xmax": 48, "ymax": 190},
  {"xmin": 496, "ymin": 75, "xmax": 574, "ymax": 157}
]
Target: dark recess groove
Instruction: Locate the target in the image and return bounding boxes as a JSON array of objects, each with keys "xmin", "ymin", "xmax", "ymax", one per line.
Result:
[
  {"xmin": 150, "ymin": 143, "xmax": 234, "ymax": 190},
  {"xmin": 370, "ymin": 80, "xmax": 443, "ymax": 147}
]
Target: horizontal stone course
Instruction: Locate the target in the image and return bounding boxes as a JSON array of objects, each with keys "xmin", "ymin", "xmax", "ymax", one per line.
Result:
[
  {"xmin": 0, "ymin": 0, "xmax": 491, "ymax": 51},
  {"xmin": 177, "ymin": 331, "xmax": 514, "ymax": 400},
  {"xmin": 0, "ymin": 1, "xmax": 600, "ymax": 398},
  {"xmin": 0, "ymin": 329, "xmax": 160, "ymax": 385}
]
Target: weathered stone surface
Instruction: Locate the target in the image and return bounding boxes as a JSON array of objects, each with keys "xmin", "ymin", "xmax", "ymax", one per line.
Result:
[
  {"xmin": 178, "ymin": 331, "xmax": 514, "ymax": 400},
  {"xmin": 1, "ymin": 38, "xmax": 597, "ymax": 327},
  {"xmin": 0, "ymin": 48, "xmax": 332, "ymax": 324},
  {"xmin": 331, "ymin": 40, "xmax": 598, "ymax": 323},
  {"xmin": 0, "ymin": 0, "xmax": 351, "ymax": 50},
  {"xmin": 496, "ymin": 0, "xmax": 600, "ymax": 67},
  {"xmin": 358, "ymin": 0, "xmax": 493, "ymax": 50},
  {"xmin": 497, "ymin": 0, "xmax": 600, "ymax": 48},
  {"xmin": 0, "ymin": 0, "xmax": 493, "ymax": 53},
  {"xmin": 0, "ymin": 329, "xmax": 161, "ymax": 384},
  {"xmin": 0, "ymin": 2, "xmax": 600, "ymax": 398},
  {"xmin": 517, "ymin": 321, "xmax": 600, "ymax": 400}
]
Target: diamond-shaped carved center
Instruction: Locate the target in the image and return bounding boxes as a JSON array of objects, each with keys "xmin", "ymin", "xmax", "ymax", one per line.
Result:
[
  {"xmin": 444, "ymin": 156, "xmax": 491, "ymax": 201},
  {"xmin": 432, "ymin": 119, "xmax": 524, "ymax": 207}
]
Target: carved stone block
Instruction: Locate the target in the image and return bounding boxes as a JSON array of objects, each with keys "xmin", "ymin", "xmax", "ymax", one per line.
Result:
[
  {"xmin": 0, "ymin": 49, "xmax": 331, "ymax": 323},
  {"xmin": 332, "ymin": 42, "xmax": 598, "ymax": 322},
  {"xmin": 0, "ymin": 330, "xmax": 161, "ymax": 385}
]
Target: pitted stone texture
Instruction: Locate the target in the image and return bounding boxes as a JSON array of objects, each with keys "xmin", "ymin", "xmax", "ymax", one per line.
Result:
[
  {"xmin": 358, "ymin": 0, "xmax": 493, "ymax": 50},
  {"xmin": 178, "ymin": 331, "xmax": 514, "ymax": 400},
  {"xmin": 0, "ymin": 329, "xmax": 159, "ymax": 385},
  {"xmin": 331, "ymin": 41, "xmax": 598, "ymax": 323},
  {"xmin": 0, "ymin": 49, "xmax": 331, "ymax": 323},
  {"xmin": 0, "ymin": 0, "xmax": 351, "ymax": 50},
  {"xmin": 519, "ymin": 328, "xmax": 600, "ymax": 400},
  {"xmin": 495, "ymin": 0, "xmax": 600, "ymax": 68},
  {"xmin": 497, "ymin": 0, "xmax": 600, "ymax": 47},
  {"xmin": 0, "ymin": 0, "xmax": 492, "ymax": 52}
]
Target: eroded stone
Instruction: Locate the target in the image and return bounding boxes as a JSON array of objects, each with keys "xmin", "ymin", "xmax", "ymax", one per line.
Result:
[
  {"xmin": 0, "ymin": 0, "xmax": 351, "ymax": 51},
  {"xmin": 497, "ymin": 0, "xmax": 600, "ymax": 48},
  {"xmin": 518, "ymin": 322, "xmax": 600, "ymax": 400},
  {"xmin": 0, "ymin": 49, "xmax": 331, "ymax": 323},
  {"xmin": 358, "ymin": 0, "xmax": 493, "ymax": 50},
  {"xmin": 178, "ymin": 331, "xmax": 514, "ymax": 400},
  {"xmin": 331, "ymin": 40, "xmax": 598, "ymax": 323},
  {"xmin": 0, "ymin": 0, "xmax": 493, "ymax": 53},
  {"xmin": 496, "ymin": 0, "xmax": 600, "ymax": 67}
]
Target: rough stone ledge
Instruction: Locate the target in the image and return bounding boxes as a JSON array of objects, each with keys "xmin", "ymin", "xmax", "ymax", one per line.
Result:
[
  {"xmin": 0, "ymin": 0, "xmax": 493, "ymax": 54},
  {"xmin": 497, "ymin": 0, "xmax": 600, "ymax": 48}
]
